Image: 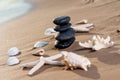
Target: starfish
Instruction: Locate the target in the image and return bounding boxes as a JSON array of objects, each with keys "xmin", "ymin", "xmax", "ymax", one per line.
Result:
[{"xmin": 21, "ymin": 53, "xmax": 63, "ymax": 75}]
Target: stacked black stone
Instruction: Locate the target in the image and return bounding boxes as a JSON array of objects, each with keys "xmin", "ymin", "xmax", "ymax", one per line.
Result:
[{"xmin": 53, "ymin": 16, "xmax": 75, "ymax": 49}]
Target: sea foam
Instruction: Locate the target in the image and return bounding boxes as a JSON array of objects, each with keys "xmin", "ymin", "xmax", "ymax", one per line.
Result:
[{"xmin": 0, "ymin": 0, "xmax": 32, "ymax": 24}]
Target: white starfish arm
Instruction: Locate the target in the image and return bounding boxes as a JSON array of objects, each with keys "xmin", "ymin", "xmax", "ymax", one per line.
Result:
[
  {"xmin": 20, "ymin": 60, "xmax": 39, "ymax": 68},
  {"xmin": 73, "ymin": 27, "xmax": 89, "ymax": 32},
  {"xmin": 75, "ymin": 23, "xmax": 93, "ymax": 29},
  {"xmin": 72, "ymin": 23, "xmax": 94, "ymax": 32},
  {"xmin": 28, "ymin": 55, "xmax": 63, "ymax": 75},
  {"xmin": 45, "ymin": 60, "xmax": 63, "ymax": 66},
  {"xmin": 104, "ymin": 36, "xmax": 110, "ymax": 42},
  {"xmin": 79, "ymin": 41, "xmax": 93, "ymax": 48},
  {"xmin": 46, "ymin": 54, "xmax": 63, "ymax": 60},
  {"xmin": 92, "ymin": 44, "xmax": 105, "ymax": 50},
  {"xmin": 28, "ymin": 57, "xmax": 45, "ymax": 75},
  {"xmin": 75, "ymin": 19, "xmax": 88, "ymax": 24}
]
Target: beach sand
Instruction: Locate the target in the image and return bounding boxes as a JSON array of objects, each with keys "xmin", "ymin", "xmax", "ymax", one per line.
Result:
[{"xmin": 0, "ymin": 0, "xmax": 120, "ymax": 80}]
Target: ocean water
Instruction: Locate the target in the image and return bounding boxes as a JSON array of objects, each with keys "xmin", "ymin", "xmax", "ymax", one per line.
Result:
[{"xmin": 0, "ymin": 0, "xmax": 32, "ymax": 24}]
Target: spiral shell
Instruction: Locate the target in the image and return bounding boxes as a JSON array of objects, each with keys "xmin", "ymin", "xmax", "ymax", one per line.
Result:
[{"xmin": 61, "ymin": 51, "xmax": 91, "ymax": 71}]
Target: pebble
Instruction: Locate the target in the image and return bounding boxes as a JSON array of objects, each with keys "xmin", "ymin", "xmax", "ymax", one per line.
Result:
[
  {"xmin": 55, "ymin": 37, "xmax": 75, "ymax": 49},
  {"xmin": 55, "ymin": 28, "xmax": 75, "ymax": 41},
  {"xmin": 54, "ymin": 23, "xmax": 71, "ymax": 32},
  {"xmin": 53, "ymin": 16, "xmax": 70, "ymax": 25}
]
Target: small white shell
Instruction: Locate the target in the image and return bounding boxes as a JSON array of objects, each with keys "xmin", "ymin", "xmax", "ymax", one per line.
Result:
[
  {"xmin": 32, "ymin": 48, "xmax": 45, "ymax": 56},
  {"xmin": 33, "ymin": 41, "xmax": 48, "ymax": 49},
  {"xmin": 44, "ymin": 28, "xmax": 56, "ymax": 36},
  {"xmin": 7, "ymin": 57, "xmax": 20, "ymax": 66},
  {"xmin": 7, "ymin": 47, "xmax": 20, "ymax": 56}
]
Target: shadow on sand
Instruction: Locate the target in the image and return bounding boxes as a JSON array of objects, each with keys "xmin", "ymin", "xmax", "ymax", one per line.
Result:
[{"xmin": 62, "ymin": 41, "xmax": 120, "ymax": 79}]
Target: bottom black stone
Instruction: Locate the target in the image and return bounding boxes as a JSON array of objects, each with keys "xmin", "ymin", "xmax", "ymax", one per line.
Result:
[{"xmin": 55, "ymin": 37, "xmax": 75, "ymax": 49}]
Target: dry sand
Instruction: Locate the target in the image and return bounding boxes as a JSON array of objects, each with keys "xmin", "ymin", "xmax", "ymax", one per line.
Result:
[{"xmin": 0, "ymin": 0, "xmax": 120, "ymax": 80}]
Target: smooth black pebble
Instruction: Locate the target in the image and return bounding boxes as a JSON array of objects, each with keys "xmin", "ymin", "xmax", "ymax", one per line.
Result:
[
  {"xmin": 54, "ymin": 23, "xmax": 71, "ymax": 32},
  {"xmin": 55, "ymin": 37, "xmax": 75, "ymax": 49},
  {"xmin": 55, "ymin": 28, "xmax": 75, "ymax": 41},
  {"xmin": 53, "ymin": 16, "xmax": 70, "ymax": 25}
]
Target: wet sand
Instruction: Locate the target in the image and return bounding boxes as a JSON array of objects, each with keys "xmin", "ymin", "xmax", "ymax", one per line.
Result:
[{"xmin": 0, "ymin": 0, "xmax": 120, "ymax": 80}]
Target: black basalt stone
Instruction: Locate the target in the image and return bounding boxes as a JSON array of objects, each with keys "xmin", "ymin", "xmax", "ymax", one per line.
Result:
[
  {"xmin": 55, "ymin": 37, "xmax": 75, "ymax": 49},
  {"xmin": 55, "ymin": 28, "xmax": 75, "ymax": 41},
  {"xmin": 53, "ymin": 16, "xmax": 70, "ymax": 25},
  {"xmin": 54, "ymin": 23, "xmax": 71, "ymax": 32}
]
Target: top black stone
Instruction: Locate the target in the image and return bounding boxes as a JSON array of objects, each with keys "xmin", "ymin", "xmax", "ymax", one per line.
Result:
[{"xmin": 53, "ymin": 16, "xmax": 70, "ymax": 25}]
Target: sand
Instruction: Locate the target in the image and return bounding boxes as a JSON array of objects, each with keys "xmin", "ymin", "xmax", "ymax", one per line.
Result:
[{"xmin": 0, "ymin": 0, "xmax": 120, "ymax": 80}]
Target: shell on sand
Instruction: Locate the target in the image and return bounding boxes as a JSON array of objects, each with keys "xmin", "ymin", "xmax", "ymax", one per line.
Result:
[
  {"xmin": 7, "ymin": 57, "xmax": 20, "ymax": 66},
  {"xmin": 32, "ymin": 48, "xmax": 45, "ymax": 56},
  {"xmin": 79, "ymin": 35, "xmax": 114, "ymax": 50},
  {"xmin": 44, "ymin": 28, "xmax": 56, "ymax": 36},
  {"xmin": 33, "ymin": 41, "xmax": 48, "ymax": 49},
  {"xmin": 7, "ymin": 47, "xmax": 20, "ymax": 56},
  {"xmin": 61, "ymin": 51, "xmax": 91, "ymax": 71}
]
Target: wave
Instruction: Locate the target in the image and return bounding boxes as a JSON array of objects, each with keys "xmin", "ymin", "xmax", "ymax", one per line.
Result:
[{"xmin": 0, "ymin": 0, "xmax": 32, "ymax": 24}]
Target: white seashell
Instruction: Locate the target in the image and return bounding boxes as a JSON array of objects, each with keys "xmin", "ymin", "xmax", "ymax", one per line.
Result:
[
  {"xmin": 33, "ymin": 41, "xmax": 48, "ymax": 49},
  {"xmin": 44, "ymin": 28, "xmax": 56, "ymax": 36},
  {"xmin": 72, "ymin": 23, "xmax": 94, "ymax": 32},
  {"xmin": 7, "ymin": 47, "xmax": 20, "ymax": 56},
  {"xmin": 32, "ymin": 48, "xmax": 45, "ymax": 56},
  {"xmin": 79, "ymin": 35, "xmax": 114, "ymax": 51},
  {"xmin": 7, "ymin": 57, "xmax": 20, "ymax": 66},
  {"xmin": 76, "ymin": 19, "xmax": 88, "ymax": 24},
  {"xmin": 61, "ymin": 51, "xmax": 91, "ymax": 71}
]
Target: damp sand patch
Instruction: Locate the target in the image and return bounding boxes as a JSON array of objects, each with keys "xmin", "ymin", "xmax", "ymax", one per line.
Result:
[{"xmin": 0, "ymin": 0, "xmax": 32, "ymax": 24}]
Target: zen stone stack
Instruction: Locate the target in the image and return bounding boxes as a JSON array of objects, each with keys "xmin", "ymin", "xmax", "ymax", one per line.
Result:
[{"xmin": 53, "ymin": 16, "xmax": 75, "ymax": 49}]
